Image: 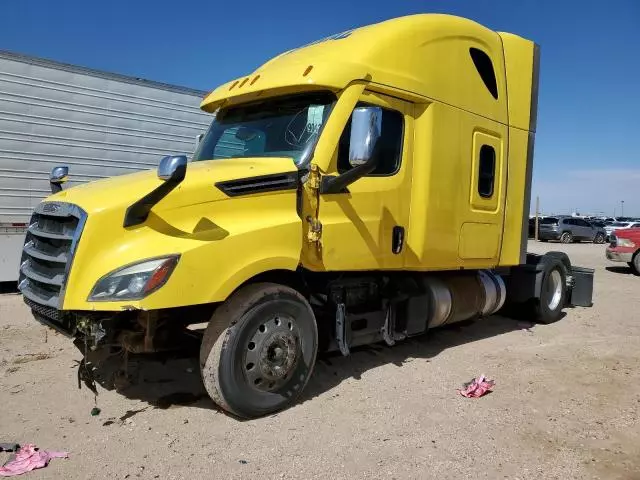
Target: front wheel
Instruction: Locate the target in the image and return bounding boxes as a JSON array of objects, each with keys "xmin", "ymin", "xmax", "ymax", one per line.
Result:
[
  {"xmin": 560, "ymin": 232, "xmax": 573, "ymax": 244},
  {"xmin": 200, "ymin": 283, "xmax": 318, "ymax": 418},
  {"xmin": 594, "ymin": 233, "xmax": 606, "ymax": 244}
]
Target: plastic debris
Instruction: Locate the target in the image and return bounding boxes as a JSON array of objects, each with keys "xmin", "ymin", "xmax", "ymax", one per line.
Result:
[
  {"xmin": 90, "ymin": 407, "xmax": 101, "ymax": 416},
  {"xmin": 0, "ymin": 444, "xmax": 68, "ymax": 477},
  {"xmin": 0, "ymin": 444, "xmax": 19, "ymax": 453},
  {"xmin": 458, "ymin": 375, "xmax": 495, "ymax": 398}
]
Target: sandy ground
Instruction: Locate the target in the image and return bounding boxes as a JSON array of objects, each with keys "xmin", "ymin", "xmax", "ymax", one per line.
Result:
[{"xmin": 1, "ymin": 241, "xmax": 639, "ymax": 480}]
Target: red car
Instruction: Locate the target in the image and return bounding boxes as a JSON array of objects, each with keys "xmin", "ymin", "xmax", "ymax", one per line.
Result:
[{"xmin": 606, "ymin": 228, "xmax": 640, "ymax": 274}]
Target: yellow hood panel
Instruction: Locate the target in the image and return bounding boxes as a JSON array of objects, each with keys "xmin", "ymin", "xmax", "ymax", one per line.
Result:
[{"xmin": 50, "ymin": 157, "xmax": 298, "ymax": 215}]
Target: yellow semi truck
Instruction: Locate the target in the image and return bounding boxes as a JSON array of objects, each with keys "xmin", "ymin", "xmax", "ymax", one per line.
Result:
[{"xmin": 18, "ymin": 14, "xmax": 593, "ymax": 418}]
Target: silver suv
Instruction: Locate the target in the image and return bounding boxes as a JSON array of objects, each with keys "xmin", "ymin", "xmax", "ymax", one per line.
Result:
[{"xmin": 538, "ymin": 216, "xmax": 607, "ymax": 244}]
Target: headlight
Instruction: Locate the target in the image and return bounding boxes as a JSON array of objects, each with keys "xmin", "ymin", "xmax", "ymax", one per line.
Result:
[
  {"xmin": 88, "ymin": 256, "xmax": 179, "ymax": 301},
  {"xmin": 617, "ymin": 238, "xmax": 636, "ymax": 248}
]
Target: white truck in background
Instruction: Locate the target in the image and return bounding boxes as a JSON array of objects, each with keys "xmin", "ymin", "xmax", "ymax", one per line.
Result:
[{"xmin": 0, "ymin": 50, "xmax": 211, "ymax": 281}]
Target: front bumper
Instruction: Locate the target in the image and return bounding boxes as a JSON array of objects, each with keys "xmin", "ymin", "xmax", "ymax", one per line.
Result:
[
  {"xmin": 24, "ymin": 296, "xmax": 76, "ymax": 337},
  {"xmin": 605, "ymin": 247, "xmax": 634, "ymax": 263}
]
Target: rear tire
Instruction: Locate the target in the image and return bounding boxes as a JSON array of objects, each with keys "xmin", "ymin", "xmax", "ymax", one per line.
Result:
[
  {"xmin": 531, "ymin": 260, "xmax": 567, "ymax": 324},
  {"xmin": 594, "ymin": 233, "xmax": 605, "ymax": 244},
  {"xmin": 560, "ymin": 232, "xmax": 573, "ymax": 244},
  {"xmin": 200, "ymin": 283, "xmax": 318, "ymax": 419}
]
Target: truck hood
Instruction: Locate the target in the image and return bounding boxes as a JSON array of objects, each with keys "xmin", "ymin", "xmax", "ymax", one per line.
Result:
[
  {"xmin": 49, "ymin": 157, "xmax": 298, "ymax": 216},
  {"xmin": 50, "ymin": 156, "xmax": 304, "ymax": 311}
]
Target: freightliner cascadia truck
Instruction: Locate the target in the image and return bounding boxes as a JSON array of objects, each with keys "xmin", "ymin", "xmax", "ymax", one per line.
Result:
[{"xmin": 18, "ymin": 14, "xmax": 593, "ymax": 418}]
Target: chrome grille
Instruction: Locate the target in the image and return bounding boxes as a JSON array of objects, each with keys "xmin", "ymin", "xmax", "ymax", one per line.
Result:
[{"xmin": 18, "ymin": 202, "xmax": 87, "ymax": 310}]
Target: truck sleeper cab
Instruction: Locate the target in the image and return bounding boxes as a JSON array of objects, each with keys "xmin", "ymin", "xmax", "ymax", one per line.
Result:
[{"xmin": 18, "ymin": 14, "xmax": 594, "ymax": 419}]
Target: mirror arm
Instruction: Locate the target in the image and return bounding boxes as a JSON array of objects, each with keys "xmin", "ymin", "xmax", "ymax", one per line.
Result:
[
  {"xmin": 123, "ymin": 176, "xmax": 182, "ymax": 228},
  {"xmin": 319, "ymin": 157, "xmax": 377, "ymax": 194},
  {"xmin": 124, "ymin": 158, "xmax": 186, "ymax": 228}
]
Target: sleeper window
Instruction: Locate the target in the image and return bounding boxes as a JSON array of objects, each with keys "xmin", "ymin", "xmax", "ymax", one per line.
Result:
[{"xmin": 478, "ymin": 145, "xmax": 496, "ymax": 198}]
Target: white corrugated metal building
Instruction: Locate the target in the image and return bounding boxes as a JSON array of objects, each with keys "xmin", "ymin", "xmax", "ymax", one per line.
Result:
[{"xmin": 0, "ymin": 50, "xmax": 212, "ymax": 281}]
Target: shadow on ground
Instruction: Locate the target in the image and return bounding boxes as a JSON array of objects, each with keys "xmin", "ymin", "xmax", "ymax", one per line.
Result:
[
  {"xmin": 90, "ymin": 314, "xmax": 530, "ymax": 418},
  {"xmin": 303, "ymin": 314, "xmax": 532, "ymax": 402},
  {"xmin": 606, "ymin": 266, "xmax": 637, "ymax": 276},
  {"xmin": 89, "ymin": 340, "xmax": 219, "ymax": 413}
]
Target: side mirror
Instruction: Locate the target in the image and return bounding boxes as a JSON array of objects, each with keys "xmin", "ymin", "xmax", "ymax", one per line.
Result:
[
  {"xmin": 320, "ymin": 106, "xmax": 382, "ymax": 194},
  {"xmin": 50, "ymin": 166, "xmax": 69, "ymax": 194},
  {"xmin": 157, "ymin": 155, "xmax": 187, "ymax": 183},
  {"xmin": 348, "ymin": 106, "xmax": 382, "ymax": 167}
]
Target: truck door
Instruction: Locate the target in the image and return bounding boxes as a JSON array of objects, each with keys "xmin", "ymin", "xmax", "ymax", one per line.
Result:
[{"xmin": 316, "ymin": 92, "xmax": 412, "ymax": 270}]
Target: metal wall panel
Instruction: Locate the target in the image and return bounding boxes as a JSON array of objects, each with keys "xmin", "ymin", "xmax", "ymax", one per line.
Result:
[{"xmin": 0, "ymin": 51, "xmax": 211, "ymax": 223}]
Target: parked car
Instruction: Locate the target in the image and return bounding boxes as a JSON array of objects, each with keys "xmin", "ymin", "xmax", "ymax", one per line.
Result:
[
  {"xmin": 538, "ymin": 216, "xmax": 607, "ymax": 243},
  {"xmin": 528, "ymin": 217, "xmax": 542, "ymax": 238},
  {"xmin": 606, "ymin": 229, "xmax": 640, "ymax": 274},
  {"xmin": 604, "ymin": 221, "xmax": 640, "ymax": 241}
]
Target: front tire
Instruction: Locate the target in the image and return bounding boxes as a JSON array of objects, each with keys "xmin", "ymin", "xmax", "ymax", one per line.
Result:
[
  {"xmin": 560, "ymin": 232, "xmax": 573, "ymax": 244},
  {"xmin": 200, "ymin": 283, "xmax": 318, "ymax": 418},
  {"xmin": 594, "ymin": 233, "xmax": 605, "ymax": 244}
]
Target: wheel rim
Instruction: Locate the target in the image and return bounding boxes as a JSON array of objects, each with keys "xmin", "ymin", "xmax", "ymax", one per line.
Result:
[
  {"xmin": 243, "ymin": 314, "xmax": 299, "ymax": 392},
  {"xmin": 547, "ymin": 270, "xmax": 563, "ymax": 311},
  {"xmin": 561, "ymin": 233, "xmax": 571, "ymax": 243}
]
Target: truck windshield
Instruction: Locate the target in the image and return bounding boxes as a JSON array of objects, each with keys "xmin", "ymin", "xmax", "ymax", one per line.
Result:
[{"xmin": 193, "ymin": 91, "xmax": 336, "ymax": 167}]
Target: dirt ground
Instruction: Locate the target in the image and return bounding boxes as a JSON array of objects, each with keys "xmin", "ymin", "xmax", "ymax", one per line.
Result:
[{"xmin": 1, "ymin": 241, "xmax": 639, "ymax": 479}]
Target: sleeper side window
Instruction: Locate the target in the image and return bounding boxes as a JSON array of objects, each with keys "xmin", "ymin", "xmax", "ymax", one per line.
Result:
[
  {"xmin": 337, "ymin": 103, "xmax": 403, "ymax": 176},
  {"xmin": 478, "ymin": 145, "xmax": 496, "ymax": 198},
  {"xmin": 470, "ymin": 48, "xmax": 499, "ymax": 100}
]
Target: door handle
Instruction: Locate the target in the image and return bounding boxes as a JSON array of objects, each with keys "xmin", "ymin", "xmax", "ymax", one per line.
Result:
[{"xmin": 392, "ymin": 226, "xmax": 405, "ymax": 254}]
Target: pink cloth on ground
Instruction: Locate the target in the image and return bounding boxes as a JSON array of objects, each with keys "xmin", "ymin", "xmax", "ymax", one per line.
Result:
[
  {"xmin": 458, "ymin": 375, "xmax": 495, "ymax": 398},
  {"xmin": 0, "ymin": 444, "xmax": 68, "ymax": 477}
]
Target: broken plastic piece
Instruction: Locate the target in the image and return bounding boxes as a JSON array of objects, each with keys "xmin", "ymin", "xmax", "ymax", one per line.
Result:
[
  {"xmin": 0, "ymin": 444, "xmax": 19, "ymax": 453},
  {"xmin": 0, "ymin": 444, "xmax": 67, "ymax": 477},
  {"xmin": 458, "ymin": 375, "xmax": 495, "ymax": 398}
]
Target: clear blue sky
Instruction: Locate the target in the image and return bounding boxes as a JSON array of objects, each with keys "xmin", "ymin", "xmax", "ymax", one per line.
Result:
[{"xmin": 2, "ymin": 0, "xmax": 639, "ymax": 216}]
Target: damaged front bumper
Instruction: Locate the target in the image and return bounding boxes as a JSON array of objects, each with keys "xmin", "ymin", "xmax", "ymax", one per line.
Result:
[
  {"xmin": 24, "ymin": 296, "xmax": 77, "ymax": 337},
  {"xmin": 24, "ymin": 295, "xmax": 208, "ymax": 355}
]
